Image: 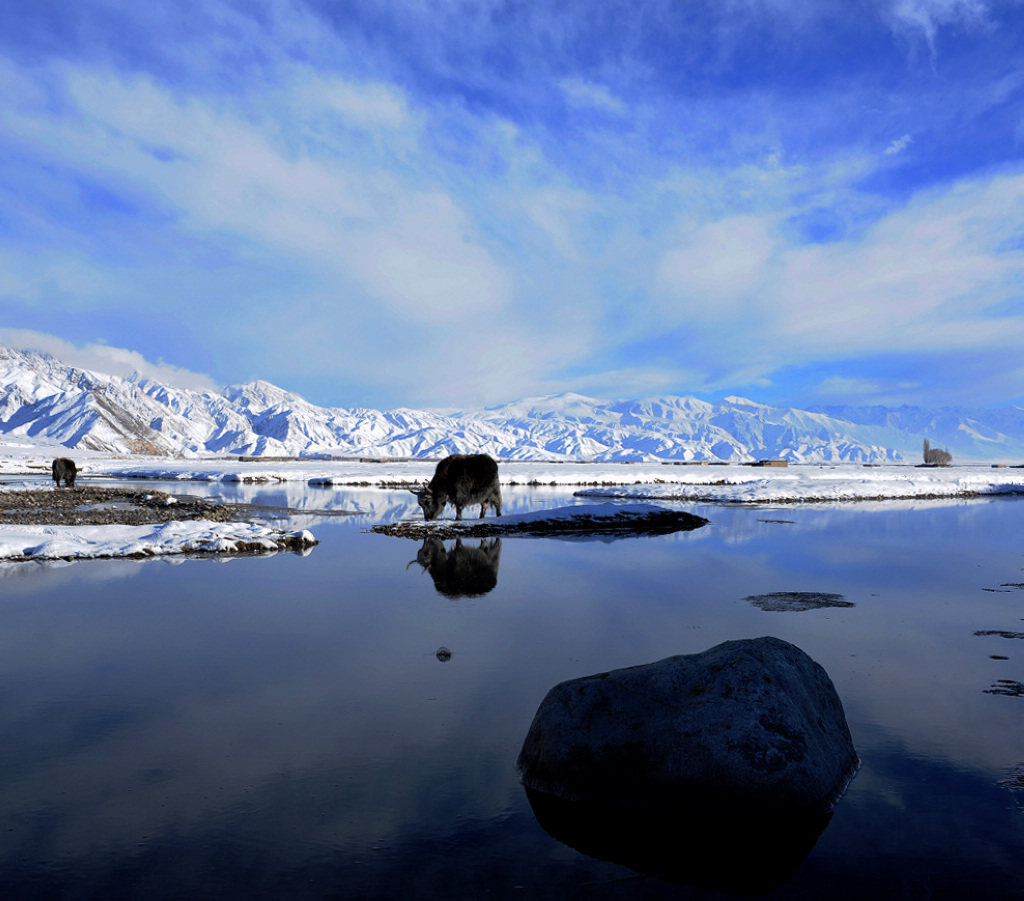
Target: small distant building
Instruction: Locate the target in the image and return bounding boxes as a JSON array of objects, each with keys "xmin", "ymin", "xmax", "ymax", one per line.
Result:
[{"xmin": 745, "ymin": 459, "xmax": 789, "ymax": 468}]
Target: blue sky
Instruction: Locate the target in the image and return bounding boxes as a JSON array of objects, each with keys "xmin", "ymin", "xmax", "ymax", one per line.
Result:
[{"xmin": 2, "ymin": 0, "xmax": 1024, "ymax": 410}]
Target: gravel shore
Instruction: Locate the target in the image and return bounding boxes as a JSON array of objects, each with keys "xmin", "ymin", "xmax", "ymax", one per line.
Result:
[{"xmin": 0, "ymin": 487, "xmax": 250, "ymax": 527}]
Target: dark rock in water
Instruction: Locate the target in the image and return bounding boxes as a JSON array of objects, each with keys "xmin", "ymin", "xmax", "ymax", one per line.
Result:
[
  {"xmin": 516, "ymin": 637, "xmax": 859, "ymax": 894},
  {"xmin": 436, "ymin": 646, "xmax": 452, "ymax": 662},
  {"xmin": 517, "ymin": 637, "xmax": 859, "ymax": 813},
  {"xmin": 745, "ymin": 591, "xmax": 854, "ymax": 612},
  {"xmin": 984, "ymin": 679, "xmax": 1024, "ymax": 697}
]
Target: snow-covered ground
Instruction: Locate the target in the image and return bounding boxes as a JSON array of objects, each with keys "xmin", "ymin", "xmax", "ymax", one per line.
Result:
[
  {"xmin": 87, "ymin": 457, "xmax": 1024, "ymax": 501},
  {"xmin": 4, "ymin": 444, "xmax": 1024, "ymax": 500},
  {"xmin": 576, "ymin": 464, "xmax": 1024, "ymax": 503},
  {"xmin": 2, "ymin": 443, "xmax": 1024, "ymax": 560},
  {"xmin": 0, "ymin": 520, "xmax": 316, "ymax": 562}
]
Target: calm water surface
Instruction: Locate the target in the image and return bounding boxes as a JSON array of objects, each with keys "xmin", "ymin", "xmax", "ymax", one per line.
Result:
[{"xmin": 0, "ymin": 485, "xmax": 1022, "ymax": 899}]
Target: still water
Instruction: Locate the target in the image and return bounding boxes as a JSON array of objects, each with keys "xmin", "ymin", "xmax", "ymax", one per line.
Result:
[{"xmin": 0, "ymin": 485, "xmax": 1022, "ymax": 899}]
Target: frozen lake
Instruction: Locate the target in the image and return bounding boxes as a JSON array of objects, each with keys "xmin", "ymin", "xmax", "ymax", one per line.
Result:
[{"xmin": 0, "ymin": 482, "xmax": 1022, "ymax": 898}]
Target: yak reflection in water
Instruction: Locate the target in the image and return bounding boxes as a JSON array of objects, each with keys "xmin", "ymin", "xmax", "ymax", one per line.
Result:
[{"xmin": 410, "ymin": 537, "xmax": 503, "ymax": 598}]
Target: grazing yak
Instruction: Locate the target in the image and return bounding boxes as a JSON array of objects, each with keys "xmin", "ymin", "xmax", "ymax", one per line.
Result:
[
  {"xmin": 411, "ymin": 453, "xmax": 502, "ymax": 521},
  {"xmin": 51, "ymin": 457, "xmax": 77, "ymax": 488}
]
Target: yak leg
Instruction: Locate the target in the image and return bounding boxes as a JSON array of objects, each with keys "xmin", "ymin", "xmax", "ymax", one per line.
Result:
[
  {"xmin": 479, "ymin": 501, "xmax": 488, "ymax": 519},
  {"xmin": 455, "ymin": 505, "xmax": 463, "ymax": 521}
]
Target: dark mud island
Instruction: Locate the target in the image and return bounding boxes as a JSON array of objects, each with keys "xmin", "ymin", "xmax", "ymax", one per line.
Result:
[
  {"xmin": 0, "ymin": 486, "xmax": 248, "ymax": 527},
  {"xmin": 0, "ymin": 482, "xmax": 318, "ymax": 558}
]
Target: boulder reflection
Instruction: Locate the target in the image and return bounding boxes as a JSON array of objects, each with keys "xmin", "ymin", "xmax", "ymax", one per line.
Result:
[
  {"xmin": 410, "ymin": 537, "xmax": 502, "ymax": 598},
  {"xmin": 525, "ymin": 787, "xmax": 832, "ymax": 896}
]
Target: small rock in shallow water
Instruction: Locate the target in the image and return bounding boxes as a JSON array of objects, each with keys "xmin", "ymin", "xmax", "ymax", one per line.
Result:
[
  {"xmin": 744, "ymin": 591, "xmax": 853, "ymax": 612},
  {"xmin": 436, "ymin": 647, "xmax": 452, "ymax": 662},
  {"xmin": 984, "ymin": 679, "xmax": 1024, "ymax": 698}
]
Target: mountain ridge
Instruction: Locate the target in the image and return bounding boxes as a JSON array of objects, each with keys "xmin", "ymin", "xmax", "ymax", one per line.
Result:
[{"xmin": 2, "ymin": 346, "xmax": 1022, "ymax": 463}]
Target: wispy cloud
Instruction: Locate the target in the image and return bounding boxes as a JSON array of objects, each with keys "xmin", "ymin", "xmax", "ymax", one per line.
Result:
[
  {"xmin": 884, "ymin": 0, "xmax": 993, "ymax": 52},
  {"xmin": 885, "ymin": 134, "xmax": 913, "ymax": 155},
  {"xmin": 559, "ymin": 77, "xmax": 627, "ymax": 116},
  {"xmin": 0, "ymin": 330, "xmax": 218, "ymax": 391}
]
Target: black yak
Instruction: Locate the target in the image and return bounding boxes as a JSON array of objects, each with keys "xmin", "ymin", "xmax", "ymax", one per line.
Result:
[
  {"xmin": 51, "ymin": 457, "xmax": 77, "ymax": 488},
  {"xmin": 410, "ymin": 453, "xmax": 502, "ymax": 521}
]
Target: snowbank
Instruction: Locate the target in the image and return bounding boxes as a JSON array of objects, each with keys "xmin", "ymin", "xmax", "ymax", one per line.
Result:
[
  {"xmin": 95, "ymin": 459, "xmax": 1024, "ymax": 502},
  {"xmin": 4, "ymin": 444, "xmax": 1024, "ymax": 503},
  {"xmin": 0, "ymin": 520, "xmax": 317, "ymax": 561},
  {"xmin": 574, "ymin": 466, "xmax": 1024, "ymax": 503}
]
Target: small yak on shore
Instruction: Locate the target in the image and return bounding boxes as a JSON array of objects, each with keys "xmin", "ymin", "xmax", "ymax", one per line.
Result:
[
  {"xmin": 51, "ymin": 457, "xmax": 77, "ymax": 488},
  {"xmin": 410, "ymin": 454, "xmax": 502, "ymax": 521}
]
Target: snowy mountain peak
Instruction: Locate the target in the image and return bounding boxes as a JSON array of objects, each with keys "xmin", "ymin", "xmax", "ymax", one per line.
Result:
[{"xmin": 3, "ymin": 346, "xmax": 1024, "ymax": 462}]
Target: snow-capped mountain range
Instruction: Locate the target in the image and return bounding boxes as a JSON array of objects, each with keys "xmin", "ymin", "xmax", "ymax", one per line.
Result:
[{"xmin": 2, "ymin": 347, "xmax": 1023, "ymax": 463}]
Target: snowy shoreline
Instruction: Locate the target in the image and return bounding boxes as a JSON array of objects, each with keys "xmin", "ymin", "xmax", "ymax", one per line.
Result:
[
  {"xmin": 4, "ymin": 446, "xmax": 1024, "ymax": 501},
  {"xmin": 0, "ymin": 520, "xmax": 317, "ymax": 562},
  {"xmin": 3, "ymin": 446, "xmax": 1024, "ymax": 561}
]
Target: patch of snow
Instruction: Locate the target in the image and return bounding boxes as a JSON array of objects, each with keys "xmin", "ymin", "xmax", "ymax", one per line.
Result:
[
  {"xmin": 574, "ymin": 466, "xmax": 1024, "ymax": 503},
  {"xmin": 0, "ymin": 520, "xmax": 317, "ymax": 561}
]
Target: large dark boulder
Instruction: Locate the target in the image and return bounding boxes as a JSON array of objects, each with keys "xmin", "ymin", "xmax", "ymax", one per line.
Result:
[
  {"xmin": 517, "ymin": 636, "xmax": 858, "ymax": 814},
  {"xmin": 516, "ymin": 637, "xmax": 859, "ymax": 894}
]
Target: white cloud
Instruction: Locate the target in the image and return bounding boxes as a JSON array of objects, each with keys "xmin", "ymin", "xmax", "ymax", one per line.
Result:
[
  {"xmin": 769, "ymin": 168, "xmax": 1024, "ymax": 356},
  {"xmin": 809, "ymin": 375, "xmax": 923, "ymax": 404},
  {"xmin": 559, "ymin": 77, "xmax": 627, "ymax": 116},
  {"xmin": 658, "ymin": 215, "xmax": 777, "ymax": 307},
  {"xmin": 343, "ymin": 192, "xmax": 510, "ymax": 317},
  {"xmin": 519, "ymin": 187, "xmax": 595, "ymax": 260},
  {"xmin": 629, "ymin": 162, "xmax": 1024, "ymax": 397},
  {"xmin": 884, "ymin": 0, "xmax": 992, "ymax": 50},
  {"xmin": 884, "ymin": 134, "xmax": 913, "ymax": 155},
  {"xmin": 314, "ymin": 77, "xmax": 409, "ymax": 130},
  {"xmin": 0, "ymin": 330, "xmax": 219, "ymax": 391},
  {"xmin": 33, "ymin": 65, "xmax": 510, "ymax": 321}
]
